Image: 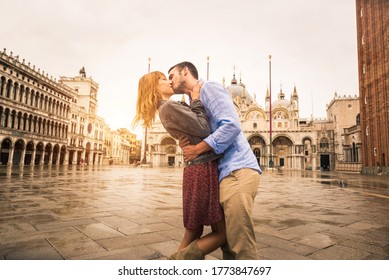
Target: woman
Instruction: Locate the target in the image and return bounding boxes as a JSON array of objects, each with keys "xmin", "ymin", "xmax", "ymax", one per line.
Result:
[{"xmin": 132, "ymin": 71, "xmax": 226, "ymax": 259}]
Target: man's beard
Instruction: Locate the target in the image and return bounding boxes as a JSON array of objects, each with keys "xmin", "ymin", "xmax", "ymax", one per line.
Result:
[{"xmin": 173, "ymin": 79, "xmax": 187, "ymax": 94}]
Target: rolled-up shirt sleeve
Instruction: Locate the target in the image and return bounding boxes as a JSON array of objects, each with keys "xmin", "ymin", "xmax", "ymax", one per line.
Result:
[{"xmin": 201, "ymin": 82, "xmax": 241, "ymax": 154}]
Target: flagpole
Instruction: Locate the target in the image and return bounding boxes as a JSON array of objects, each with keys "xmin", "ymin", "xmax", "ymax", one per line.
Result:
[
  {"xmin": 141, "ymin": 57, "xmax": 151, "ymax": 164},
  {"xmin": 269, "ymin": 55, "xmax": 273, "ymax": 168},
  {"xmin": 207, "ymin": 56, "xmax": 210, "ymax": 80}
]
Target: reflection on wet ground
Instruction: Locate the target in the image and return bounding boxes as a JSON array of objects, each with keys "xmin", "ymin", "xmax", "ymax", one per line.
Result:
[
  {"xmin": 0, "ymin": 165, "xmax": 388, "ymax": 260},
  {"xmin": 272, "ymin": 169, "xmax": 389, "ymax": 198}
]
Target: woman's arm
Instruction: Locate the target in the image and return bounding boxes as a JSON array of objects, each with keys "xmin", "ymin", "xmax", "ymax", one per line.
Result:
[{"xmin": 160, "ymin": 100, "xmax": 211, "ymax": 139}]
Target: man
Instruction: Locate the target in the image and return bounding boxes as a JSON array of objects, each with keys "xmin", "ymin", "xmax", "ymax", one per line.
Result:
[{"xmin": 168, "ymin": 61, "xmax": 261, "ymax": 260}]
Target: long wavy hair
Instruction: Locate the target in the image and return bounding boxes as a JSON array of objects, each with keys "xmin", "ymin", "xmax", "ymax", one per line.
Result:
[{"xmin": 132, "ymin": 71, "xmax": 165, "ymax": 128}]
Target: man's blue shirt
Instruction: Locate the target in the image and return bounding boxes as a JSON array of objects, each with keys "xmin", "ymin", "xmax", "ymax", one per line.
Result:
[{"xmin": 200, "ymin": 80, "xmax": 262, "ymax": 182}]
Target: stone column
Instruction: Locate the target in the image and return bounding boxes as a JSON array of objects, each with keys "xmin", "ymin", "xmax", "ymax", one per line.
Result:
[
  {"xmin": 7, "ymin": 144, "xmax": 14, "ymax": 166},
  {"xmin": 81, "ymin": 150, "xmax": 86, "ymax": 165},
  {"xmin": 63, "ymin": 150, "xmax": 69, "ymax": 166},
  {"xmin": 30, "ymin": 148, "xmax": 36, "ymax": 166},
  {"xmin": 56, "ymin": 150, "xmax": 61, "ymax": 166},
  {"xmin": 15, "ymin": 84, "xmax": 20, "ymax": 102},
  {"xmin": 88, "ymin": 151, "xmax": 94, "ymax": 165},
  {"xmin": 312, "ymin": 153, "xmax": 317, "ymax": 171},
  {"xmin": 39, "ymin": 150, "xmax": 45, "ymax": 166},
  {"xmin": 48, "ymin": 149, "xmax": 53, "ymax": 166},
  {"xmin": 20, "ymin": 116, "xmax": 24, "ymax": 131},
  {"xmin": 20, "ymin": 146, "xmax": 26, "ymax": 166},
  {"xmin": 72, "ymin": 151, "xmax": 77, "ymax": 165}
]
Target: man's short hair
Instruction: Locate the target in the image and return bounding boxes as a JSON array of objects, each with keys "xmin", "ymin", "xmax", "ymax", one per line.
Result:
[{"xmin": 168, "ymin": 61, "xmax": 199, "ymax": 79}]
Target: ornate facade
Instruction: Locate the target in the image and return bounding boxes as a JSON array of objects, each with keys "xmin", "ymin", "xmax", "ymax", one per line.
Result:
[
  {"xmin": 142, "ymin": 74, "xmax": 361, "ymax": 171},
  {"xmin": 0, "ymin": 49, "xmax": 139, "ymax": 166},
  {"xmin": 0, "ymin": 50, "xmax": 72, "ymax": 166},
  {"xmin": 60, "ymin": 69, "xmax": 106, "ymax": 165}
]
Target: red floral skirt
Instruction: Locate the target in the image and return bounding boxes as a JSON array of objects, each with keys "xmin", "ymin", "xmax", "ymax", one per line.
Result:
[{"xmin": 182, "ymin": 160, "xmax": 224, "ymax": 230}]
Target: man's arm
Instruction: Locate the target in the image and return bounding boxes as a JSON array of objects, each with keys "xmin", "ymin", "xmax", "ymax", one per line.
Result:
[
  {"xmin": 201, "ymin": 82, "xmax": 241, "ymax": 154},
  {"xmin": 181, "ymin": 82, "xmax": 241, "ymax": 161},
  {"xmin": 182, "ymin": 140, "xmax": 211, "ymax": 161}
]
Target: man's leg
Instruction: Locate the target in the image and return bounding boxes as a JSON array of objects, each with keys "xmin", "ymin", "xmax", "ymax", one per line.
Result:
[{"xmin": 219, "ymin": 168, "xmax": 260, "ymax": 260}]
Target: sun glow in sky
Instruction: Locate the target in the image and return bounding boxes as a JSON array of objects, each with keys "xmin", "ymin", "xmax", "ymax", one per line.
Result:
[{"xmin": 2, "ymin": 0, "xmax": 359, "ymax": 138}]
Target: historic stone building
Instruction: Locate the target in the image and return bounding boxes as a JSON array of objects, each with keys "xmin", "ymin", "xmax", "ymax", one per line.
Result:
[
  {"xmin": 0, "ymin": 49, "xmax": 72, "ymax": 166},
  {"xmin": 117, "ymin": 128, "xmax": 141, "ymax": 164},
  {"xmin": 1, "ymin": 48, "xmax": 361, "ymax": 171},
  {"xmin": 356, "ymin": 0, "xmax": 389, "ymax": 175},
  {"xmin": 325, "ymin": 93, "xmax": 362, "ymax": 172},
  {"xmin": 142, "ymin": 74, "xmax": 361, "ymax": 171},
  {"xmin": 59, "ymin": 68, "xmax": 106, "ymax": 165},
  {"xmin": 0, "ymin": 49, "xmax": 138, "ymax": 167}
]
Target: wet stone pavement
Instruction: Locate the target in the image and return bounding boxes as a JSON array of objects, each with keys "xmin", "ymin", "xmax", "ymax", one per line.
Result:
[{"xmin": 0, "ymin": 165, "xmax": 388, "ymax": 260}]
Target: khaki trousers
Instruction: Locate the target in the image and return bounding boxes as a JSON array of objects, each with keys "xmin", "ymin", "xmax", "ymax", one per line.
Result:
[{"xmin": 219, "ymin": 168, "xmax": 260, "ymax": 260}]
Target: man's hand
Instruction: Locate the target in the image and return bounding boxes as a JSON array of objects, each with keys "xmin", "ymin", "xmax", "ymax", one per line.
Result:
[
  {"xmin": 182, "ymin": 145, "xmax": 200, "ymax": 161},
  {"xmin": 191, "ymin": 81, "xmax": 203, "ymax": 100},
  {"xmin": 182, "ymin": 141, "xmax": 212, "ymax": 162},
  {"xmin": 178, "ymin": 136, "xmax": 190, "ymax": 149},
  {"xmin": 179, "ymin": 136, "xmax": 198, "ymax": 161}
]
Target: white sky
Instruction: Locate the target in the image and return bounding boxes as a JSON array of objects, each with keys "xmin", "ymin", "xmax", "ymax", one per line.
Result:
[{"xmin": 2, "ymin": 0, "xmax": 359, "ymax": 138}]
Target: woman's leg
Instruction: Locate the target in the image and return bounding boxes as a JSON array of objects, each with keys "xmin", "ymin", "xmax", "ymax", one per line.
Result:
[
  {"xmin": 196, "ymin": 218, "xmax": 227, "ymax": 255},
  {"xmin": 171, "ymin": 220, "xmax": 226, "ymax": 260},
  {"xmin": 178, "ymin": 228, "xmax": 203, "ymax": 251}
]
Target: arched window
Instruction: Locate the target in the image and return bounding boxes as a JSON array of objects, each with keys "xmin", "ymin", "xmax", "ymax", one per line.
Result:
[
  {"xmin": 17, "ymin": 112, "xmax": 22, "ymax": 130},
  {"xmin": 25, "ymin": 88, "xmax": 30, "ymax": 105},
  {"xmin": 0, "ymin": 106, "xmax": 3, "ymax": 126},
  {"xmin": 4, "ymin": 108, "xmax": 10, "ymax": 127},
  {"xmin": 44, "ymin": 96, "xmax": 48, "ymax": 111},
  {"xmin": 28, "ymin": 115, "xmax": 33, "ymax": 132},
  {"xmin": 30, "ymin": 90, "xmax": 35, "ymax": 106},
  {"xmin": 11, "ymin": 110, "xmax": 16, "ymax": 129},
  {"xmin": 320, "ymin": 138, "xmax": 329, "ymax": 149},
  {"xmin": 6, "ymin": 79, "xmax": 12, "ymax": 98},
  {"xmin": 19, "ymin": 85, "xmax": 25, "ymax": 102},
  {"xmin": 23, "ymin": 113, "xmax": 28, "ymax": 130},
  {"xmin": 352, "ymin": 142, "xmax": 358, "ymax": 162},
  {"xmin": 0, "ymin": 76, "xmax": 6, "ymax": 96},
  {"xmin": 38, "ymin": 117, "xmax": 42, "ymax": 134},
  {"xmin": 13, "ymin": 82, "xmax": 19, "ymax": 100},
  {"xmin": 35, "ymin": 93, "xmax": 39, "ymax": 108},
  {"xmin": 39, "ymin": 94, "xmax": 44, "ymax": 109}
]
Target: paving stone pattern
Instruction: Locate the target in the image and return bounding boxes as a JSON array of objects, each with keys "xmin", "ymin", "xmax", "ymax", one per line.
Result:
[{"xmin": 0, "ymin": 166, "xmax": 388, "ymax": 260}]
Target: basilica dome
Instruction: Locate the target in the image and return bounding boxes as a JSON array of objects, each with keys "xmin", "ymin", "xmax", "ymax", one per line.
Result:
[
  {"xmin": 271, "ymin": 89, "xmax": 290, "ymax": 109},
  {"xmin": 226, "ymin": 75, "xmax": 254, "ymax": 103}
]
